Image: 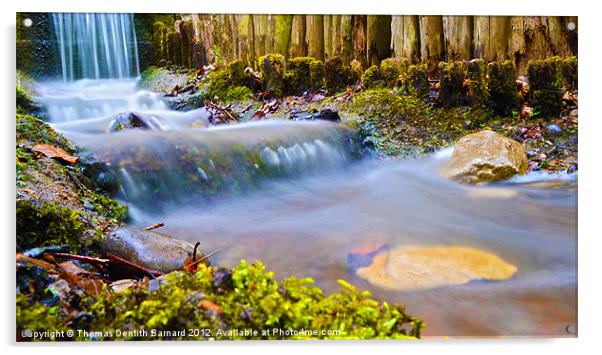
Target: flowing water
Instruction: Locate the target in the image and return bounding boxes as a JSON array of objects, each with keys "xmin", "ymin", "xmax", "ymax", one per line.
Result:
[{"xmin": 34, "ymin": 28, "xmax": 577, "ymax": 336}]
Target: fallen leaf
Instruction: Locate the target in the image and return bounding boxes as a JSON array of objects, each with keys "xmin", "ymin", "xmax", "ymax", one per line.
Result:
[
  {"xmin": 32, "ymin": 144, "xmax": 78, "ymax": 165},
  {"xmin": 198, "ymin": 300, "xmax": 224, "ymax": 314},
  {"xmin": 58, "ymin": 261, "xmax": 105, "ymax": 296}
]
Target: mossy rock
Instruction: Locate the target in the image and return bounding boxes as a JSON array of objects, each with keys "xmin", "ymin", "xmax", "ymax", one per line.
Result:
[
  {"xmin": 559, "ymin": 56, "xmax": 578, "ymax": 90},
  {"xmin": 227, "ymin": 60, "xmax": 246, "ymax": 86},
  {"xmin": 362, "ymin": 65, "xmax": 385, "ymax": 89},
  {"xmin": 256, "ymin": 54, "xmax": 286, "ymax": 97},
  {"xmin": 380, "ymin": 58, "xmax": 401, "ymax": 87},
  {"xmin": 205, "ymin": 66, "xmax": 253, "ymax": 102},
  {"xmin": 285, "ymin": 56, "xmax": 315, "ymax": 95},
  {"xmin": 17, "ymin": 261, "xmax": 424, "ymax": 340},
  {"xmin": 16, "ymin": 114, "xmax": 127, "ymax": 253},
  {"xmin": 487, "ymin": 60, "xmax": 518, "ymax": 116},
  {"xmin": 406, "ymin": 64, "xmax": 429, "ymax": 99},
  {"xmin": 324, "ymin": 56, "xmax": 352, "ymax": 94},
  {"xmin": 465, "ymin": 59, "xmax": 488, "ymax": 107},
  {"xmin": 438, "ymin": 61, "xmax": 465, "ymax": 107},
  {"xmin": 350, "ymin": 59, "xmax": 364, "ymax": 84},
  {"xmin": 309, "ymin": 59, "xmax": 325, "ymax": 89},
  {"xmin": 527, "ymin": 57, "xmax": 563, "ymax": 117}
]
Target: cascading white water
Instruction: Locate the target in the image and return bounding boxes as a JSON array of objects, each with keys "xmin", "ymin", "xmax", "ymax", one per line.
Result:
[{"xmin": 51, "ymin": 13, "xmax": 139, "ymax": 81}]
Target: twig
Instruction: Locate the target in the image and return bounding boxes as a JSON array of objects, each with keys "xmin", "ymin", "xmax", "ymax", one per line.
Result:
[
  {"xmin": 192, "ymin": 242, "xmax": 201, "ymax": 262},
  {"xmin": 184, "ymin": 249, "xmax": 222, "ymax": 269},
  {"xmin": 105, "ymin": 253, "xmax": 164, "ymax": 277},
  {"xmin": 143, "ymin": 222, "xmax": 165, "ymax": 231},
  {"xmin": 44, "ymin": 252, "xmax": 109, "ymax": 267}
]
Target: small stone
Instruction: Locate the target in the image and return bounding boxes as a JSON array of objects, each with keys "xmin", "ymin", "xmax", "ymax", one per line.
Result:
[{"xmin": 546, "ymin": 124, "xmax": 562, "ymax": 135}]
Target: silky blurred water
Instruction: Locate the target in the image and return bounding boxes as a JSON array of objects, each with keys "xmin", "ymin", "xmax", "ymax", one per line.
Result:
[{"xmin": 41, "ymin": 79, "xmax": 577, "ymax": 337}]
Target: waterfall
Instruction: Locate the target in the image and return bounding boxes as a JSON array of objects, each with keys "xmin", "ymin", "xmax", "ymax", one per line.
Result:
[{"xmin": 51, "ymin": 13, "xmax": 140, "ymax": 81}]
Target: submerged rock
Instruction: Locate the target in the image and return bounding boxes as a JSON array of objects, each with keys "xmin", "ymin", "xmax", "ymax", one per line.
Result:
[
  {"xmin": 101, "ymin": 227, "xmax": 195, "ymax": 273},
  {"xmin": 442, "ymin": 130, "xmax": 528, "ymax": 184},
  {"xmin": 356, "ymin": 245, "xmax": 517, "ymax": 291},
  {"xmin": 108, "ymin": 112, "xmax": 150, "ymax": 132}
]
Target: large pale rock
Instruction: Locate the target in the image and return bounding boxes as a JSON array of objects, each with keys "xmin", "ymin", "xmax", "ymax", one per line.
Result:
[
  {"xmin": 443, "ymin": 130, "xmax": 528, "ymax": 184},
  {"xmin": 356, "ymin": 245, "xmax": 517, "ymax": 291},
  {"xmin": 101, "ymin": 227, "xmax": 195, "ymax": 272}
]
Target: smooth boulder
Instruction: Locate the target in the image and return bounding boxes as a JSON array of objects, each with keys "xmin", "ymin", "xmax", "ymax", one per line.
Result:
[
  {"xmin": 442, "ymin": 130, "xmax": 528, "ymax": 184},
  {"xmin": 101, "ymin": 227, "xmax": 195, "ymax": 272}
]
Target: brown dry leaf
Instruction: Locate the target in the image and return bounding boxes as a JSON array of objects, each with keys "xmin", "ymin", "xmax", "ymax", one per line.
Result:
[
  {"xmin": 183, "ymin": 255, "xmax": 198, "ymax": 273},
  {"xmin": 32, "ymin": 144, "xmax": 78, "ymax": 165},
  {"xmin": 58, "ymin": 261, "xmax": 105, "ymax": 296},
  {"xmin": 198, "ymin": 300, "xmax": 224, "ymax": 314}
]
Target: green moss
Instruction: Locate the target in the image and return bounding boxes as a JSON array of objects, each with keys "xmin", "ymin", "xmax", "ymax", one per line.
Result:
[
  {"xmin": 17, "ymin": 261, "xmax": 424, "ymax": 340},
  {"xmin": 256, "ymin": 54, "xmax": 286, "ymax": 97},
  {"xmin": 205, "ymin": 66, "xmax": 252, "ymax": 101},
  {"xmin": 309, "ymin": 59, "xmax": 325, "ymax": 89},
  {"xmin": 16, "ymin": 113, "xmax": 127, "ymax": 253},
  {"xmin": 559, "ymin": 56, "xmax": 578, "ymax": 90},
  {"xmin": 350, "ymin": 59, "xmax": 364, "ymax": 84},
  {"xmin": 227, "ymin": 60, "xmax": 246, "ymax": 86},
  {"xmin": 286, "ymin": 57, "xmax": 315, "ymax": 95},
  {"xmin": 465, "ymin": 59, "xmax": 488, "ymax": 107},
  {"xmin": 527, "ymin": 57, "xmax": 563, "ymax": 117},
  {"xmin": 17, "ymin": 114, "xmax": 72, "ymax": 150},
  {"xmin": 438, "ymin": 61, "xmax": 465, "ymax": 107},
  {"xmin": 380, "ymin": 58, "xmax": 401, "ymax": 87},
  {"xmin": 487, "ymin": 60, "xmax": 518, "ymax": 115},
  {"xmin": 16, "ymin": 199, "xmax": 87, "ymax": 252},
  {"xmin": 324, "ymin": 56, "xmax": 352, "ymax": 94},
  {"xmin": 406, "ymin": 64, "xmax": 429, "ymax": 99},
  {"xmin": 362, "ymin": 65, "xmax": 384, "ymax": 89}
]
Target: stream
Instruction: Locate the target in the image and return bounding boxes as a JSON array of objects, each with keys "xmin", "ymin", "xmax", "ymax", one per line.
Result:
[
  {"xmin": 34, "ymin": 13, "xmax": 577, "ymax": 337},
  {"xmin": 36, "ymin": 78, "xmax": 577, "ymax": 337}
]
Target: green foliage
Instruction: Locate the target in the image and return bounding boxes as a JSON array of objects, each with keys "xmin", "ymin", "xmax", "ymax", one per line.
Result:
[
  {"xmin": 487, "ymin": 60, "xmax": 518, "ymax": 115},
  {"xmin": 361, "ymin": 65, "xmax": 384, "ymax": 89},
  {"xmin": 17, "ymin": 261, "xmax": 424, "ymax": 340},
  {"xmin": 380, "ymin": 58, "xmax": 401, "ymax": 87},
  {"xmin": 527, "ymin": 57, "xmax": 563, "ymax": 117},
  {"xmin": 406, "ymin": 64, "xmax": 429, "ymax": 99}
]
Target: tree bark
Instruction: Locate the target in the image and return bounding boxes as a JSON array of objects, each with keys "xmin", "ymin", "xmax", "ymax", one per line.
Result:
[
  {"xmin": 367, "ymin": 15, "xmax": 392, "ymax": 66},
  {"xmin": 419, "ymin": 16, "xmax": 444, "ymax": 69},
  {"xmin": 289, "ymin": 15, "xmax": 307, "ymax": 58},
  {"xmin": 352, "ymin": 15, "xmax": 368, "ymax": 69},
  {"xmin": 442, "ymin": 16, "xmax": 473, "ymax": 61},
  {"xmin": 391, "ymin": 15, "xmax": 420, "ymax": 63},
  {"xmin": 306, "ymin": 15, "xmax": 325, "ymax": 61}
]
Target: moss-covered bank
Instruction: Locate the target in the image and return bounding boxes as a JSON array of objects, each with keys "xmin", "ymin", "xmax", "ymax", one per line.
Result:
[{"xmin": 17, "ymin": 261, "xmax": 424, "ymax": 340}]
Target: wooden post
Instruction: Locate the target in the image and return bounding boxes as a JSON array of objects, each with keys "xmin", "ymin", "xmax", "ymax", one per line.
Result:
[
  {"xmin": 442, "ymin": 16, "xmax": 473, "ymax": 61},
  {"xmin": 289, "ymin": 15, "xmax": 307, "ymax": 58},
  {"xmin": 367, "ymin": 15, "xmax": 392, "ymax": 66},
  {"xmin": 352, "ymin": 15, "xmax": 368, "ymax": 69},
  {"xmin": 419, "ymin": 16, "xmax": 444, "ymax": 70},
  {"xmin": 306, "ymin": 15, "xmax": 325, "ymax": 61},
  {"xmin": 391, "ymin": 15, "xmax": 420, "ymax": 63}
]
